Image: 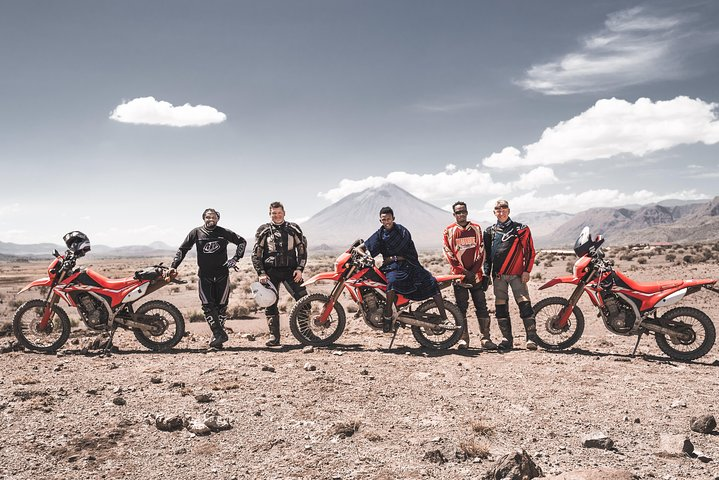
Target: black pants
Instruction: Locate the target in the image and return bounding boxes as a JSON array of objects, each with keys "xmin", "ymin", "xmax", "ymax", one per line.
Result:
[
  {"xmin": 453, "ymin": 282, "xmax": 489, "ymax": 319},
  {"xmin": 199, "ymin": 275, "xmax": 230, "ymax": 320},
  {"xmin": 265, "ymin": 267, "xmax": 307, "ymax": 316}
]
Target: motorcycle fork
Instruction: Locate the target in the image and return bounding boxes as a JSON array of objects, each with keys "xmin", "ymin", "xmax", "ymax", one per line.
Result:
[
  {"xmin": 319, "ymin": 266, "xmax": 355, "ymax": 324},
  {"xmin": 557, "ymin": 266, "xmax": 597, "ymax": 327},
  {"xmin": 39, "ymin": 272, "xmax": 67, "ymax": 330}
]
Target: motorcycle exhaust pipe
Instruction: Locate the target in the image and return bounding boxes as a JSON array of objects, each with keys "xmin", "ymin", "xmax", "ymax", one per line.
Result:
[
  {"xmin": 641, "ymin": 321, "xmax": 691, "ymax": 341},
  {"xmin": 398, "ymin": 313, "xmax": 462, "ymax": 331}
]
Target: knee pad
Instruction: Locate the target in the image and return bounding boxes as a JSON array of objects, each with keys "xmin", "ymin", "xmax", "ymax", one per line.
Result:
[
  {"xmin": 518, "ymin": 301, "xmax": 534, "ymax": 319},
  {"xmin": 495, "ymin": 303, "xmax": 509, "ymax": 319}
]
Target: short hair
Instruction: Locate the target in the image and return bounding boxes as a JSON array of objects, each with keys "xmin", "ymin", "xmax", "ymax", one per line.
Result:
[
  {"xmin": 494, "ymin": 199, "xmax": 509, "ymax": 210},
  {"xmin": 379, "ymin": 206, "xmax": 394, "ymax": 217},
  {"xmin": 269, "ymin": 201, "xmax": 285, "ymax": 212},
  {"xmin": 202, "ymin": 208, "xmax": 220, "ymax": 219},
  {"xmin": 452, "ymin": 201, "xmax": 467, "ymax": 212}
]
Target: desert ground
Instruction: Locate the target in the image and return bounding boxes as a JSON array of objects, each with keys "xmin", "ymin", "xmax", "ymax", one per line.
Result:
[{"xmin": 1, "ymin": 244, "xmax": 718, "ymax": 480}]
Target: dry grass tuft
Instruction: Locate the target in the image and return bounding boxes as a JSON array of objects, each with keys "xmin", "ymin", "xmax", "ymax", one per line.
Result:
[
  {"xmin": 329, "ymin": 420, "xmax": 361, "ymax": 438},
  {"xmin": 457, "ymin": 439, "xmax": 490, "ymax": 460},
  {"xmin": 470, "ymin": 419, "xmax": 494, "ymax": 436}
]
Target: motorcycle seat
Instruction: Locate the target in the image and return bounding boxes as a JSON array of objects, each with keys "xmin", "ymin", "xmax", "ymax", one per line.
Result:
[
  {"xmin": 85, "ymin": 268, "xmax": 139, "ymax": 289},
  {"xmin": 614, "ymin": 271, "xmax": 683, "ymax": 294}
]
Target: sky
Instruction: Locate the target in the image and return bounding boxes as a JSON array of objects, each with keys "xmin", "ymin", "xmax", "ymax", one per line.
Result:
[{"xmin": 1, "ymin": 0, "xmax": 718, "ymax": 247}]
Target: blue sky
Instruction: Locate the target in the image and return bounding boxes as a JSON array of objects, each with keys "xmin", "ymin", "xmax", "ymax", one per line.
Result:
[{"xmin": 1, "ymin": 0, "xmax": 718, "ymax": 247}]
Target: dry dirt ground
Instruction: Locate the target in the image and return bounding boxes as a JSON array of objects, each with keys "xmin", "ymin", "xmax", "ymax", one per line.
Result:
[{"xmin": 1, "ymin": 246, "xmax": 718, "ymax": 480}]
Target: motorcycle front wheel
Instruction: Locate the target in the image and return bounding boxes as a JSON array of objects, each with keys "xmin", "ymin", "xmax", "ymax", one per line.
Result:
[
  {"xmin": 13, "ymin": 299, "xmax": 71, "ymax": 352},
  {"xmin": 654, "ymin": 307, "xmax": 716, "ymax": 361},
  {"xmin": 411, "ymin": 299, "xmax": 465, "ymax": 350},
  {"xmin": 289, "ymin": 293, "xmax": 346, "ymax": 347},
  {"xmin": 132, "ymin": 300, "xmax": 186, "ymax": 352},
  {"xmin": 532, "ymin": 296, "xmax": 585, "ymax": 350}
]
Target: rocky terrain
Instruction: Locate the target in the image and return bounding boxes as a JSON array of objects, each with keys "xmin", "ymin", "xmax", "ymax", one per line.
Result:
[{"xmin": 1, "ymin": 246, "xmax": 718, "ymax": 480}]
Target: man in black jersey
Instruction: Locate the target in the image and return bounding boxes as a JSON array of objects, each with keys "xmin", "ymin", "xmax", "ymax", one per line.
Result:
[
  {"xmin": 252, "ymin": 201, "xmax": 308, "ymax": 346},
  {"xmin": 169, "ymin": 208, "xmax": 246, "ymax": 348}
]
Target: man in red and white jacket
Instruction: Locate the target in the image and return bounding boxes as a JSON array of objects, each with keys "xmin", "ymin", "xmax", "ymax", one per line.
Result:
[{"xmin": 442, "ymin": 201, "xmax": 497, "ymax": 350}]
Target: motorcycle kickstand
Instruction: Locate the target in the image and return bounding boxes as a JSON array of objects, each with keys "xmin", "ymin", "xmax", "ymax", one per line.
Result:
[
  {"xmin": 388, "ymin": 325, "xmax": 400, "ymax": 350},
  {"xmin": 101, "ymin": 324, "xmax": 119, "ymax": 356},
  {"xmin": 630, "ymin": 331, "xmax": 644, "ymax": 357}
]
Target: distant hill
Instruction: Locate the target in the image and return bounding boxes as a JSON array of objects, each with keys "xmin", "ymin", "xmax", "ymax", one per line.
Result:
[
  {"xmin": 537, "ymin": 197, "xmax": 719, "ymax": 247},
  {"xmin": 301, "ymin": 183, "xmax": 454, "ymax": 251},
  {"xmin": 0, "ymin": 240, "xmax": 176, "ymax": 258}
]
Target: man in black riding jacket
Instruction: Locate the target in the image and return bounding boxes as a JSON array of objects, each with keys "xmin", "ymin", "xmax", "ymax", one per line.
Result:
[
  {"xmin": 252, "ymin": 201, "xmax": 308, "ymax": 346},
  {"xmin": 169, "ymin": 208, "xmax": 246, "ymax": 348}
]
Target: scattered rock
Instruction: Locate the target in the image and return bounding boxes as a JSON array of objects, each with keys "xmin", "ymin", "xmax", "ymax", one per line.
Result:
[
  {"xmin": 150, "ymin": 376, "xmax": 162, "ymax": 384},
  {"xmin": 112, "ymin": 397, "xmax": 126, "ymax": 406},
  {"xmin": 360, "ymin": 369, "xmax": 369, "ymax": 375},
  {"xmin": 690, "ymin": 415, "xmax": 716, "ymax": 434},
  {"xmin": 241, "ymin": 333, "xmax": 256, "ymax": 342},
  {"xmin": 422, "ymin": 449, "xmax": 447, "ymax": 464},
  {"xmin": 581, "ymin": 432, "xmax": 614, "ymax": 450},
  {"xmin": 155, "ymin": 415, "xmax": 185, "ymax": 432},
  {"xmin": 670, "ymin": 399, "xmax": 687, "ymax": 409},
  {"xmin": 303, "ymin": 362, "xmax": 317, "ymax": 371},
  {"xmin": 302, "ymin": 346, "xmax": 314, "ymax": 354},
  {"xmin": 482, "ymin": 449, "xmax": 543, "ymax": 480},
  {"xmin": 331, "ymin": 350, "xmax": 343, "ymax": 356},
  {"xmin": 194, "ymin": 393, "xmax": 214, "ymax": 403},
  {"xmin": 656, "ymin": 433, "xmax": 694, "ymax": 457},
  {"xmin": 692, "ymin": 448, "xmax": 713, "ymax": 463},
  {"xmin": 187, "ymin": 418, "xmax": 211, "ymax": 436},
  {"xmin": 203, "ymin": 413, "xmax": 232, "ymax": 432},
  {"xmin": 545, "ymin": 469, "xmax": 638, "ymax": 480},
  {"xmin": 261, "ymin": 365, "xmax": 275, "ymax": 373}
]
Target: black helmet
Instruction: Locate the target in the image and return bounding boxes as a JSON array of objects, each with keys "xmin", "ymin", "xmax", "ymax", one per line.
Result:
[
  {"xmin": 573, "ymin": 227, "xmax": 604, "ymax": 257},
  {"xmin": 63, "ymin": 231, "xmax": 91, "ymax": 257}
]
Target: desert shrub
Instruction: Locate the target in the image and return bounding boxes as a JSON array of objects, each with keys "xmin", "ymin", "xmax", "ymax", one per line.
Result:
[
  {"xmin": 637, "ymin": 257, "xmax": 647, "ymax": 265},
  {"xmin": 228, "ymin": 305, "xmax": 250, "ymax": 319},
  {"xmin": 531, "ymin": 272, "xmax": 543, "ymax": 281},
  {"xmin": 346, "ymin": 303, "xmax": 358, "ymax": 313},
  {"xmin": 170, "ymin": 286, "xmax": 180, "ymax": 294},
  {"xmin": 665, "ymin": 253, "xmax": 676, "ymax": 262},
  {"xmin": 189, "ymin": 311, "xmax": 205, "ymax": 323},
  {"xmin": 701, "ymin": 249, "xmax": 713, "ymax": 261},
  {"xmin": 683, "ymin": 255, "xmax": 693, "ymax": 263},
  {"xmin": 329, "ymin": 420, "xmax": 361, "ymax": 438},
  {"xmin": 457, "ymin": 439, "xmax": 490, "ymax": 460},
  {"xmin": 712, "ymin": 243, "xmax": 719, "ymax": 252},
  {"xmin": 9, "ymin": 299, "xmax": 23, "ymax": 309},
  {"xmin": 544, "ymin": 261, "xmax": 554, "ymax": 267},
  {"xmin": 470, "ymin": 420, "xmax": 494, "ymax": 436},
  {"xmin": 566, "ymin": 261, "xmax": 574, "ymax": 273}
]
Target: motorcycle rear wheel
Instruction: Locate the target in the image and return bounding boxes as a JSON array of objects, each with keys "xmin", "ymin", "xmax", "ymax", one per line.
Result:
[
  {"xmin": 13, "ymin": 299, "xmax": 71, "ymax": 352},
  {"xmin": 289, "ymin": 293, "xmax": 346, "ymax": 347},
  {"xmin": 654, "ymin": 307, "xmax": 716, "ymax": 361},
  {"xmin": 532, "ymin": 296, "xmax": 585, "ymax": 350},
  {"xmin": 411, "ymin": 299, "xmax": 465, "ymax": 350},
  {"xmin": 132, "ymin": 300, "xmax": 186, "ymax": 352}
]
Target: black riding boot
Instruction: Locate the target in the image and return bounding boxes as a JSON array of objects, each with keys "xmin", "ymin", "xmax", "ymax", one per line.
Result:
[
  {"xmin": 207, "ymin": 314, "xmax": 228, "ymax": 348},
  {"xmin": 266, "ymin": 315, "xmax": 281, "ymax": 346},
  {"xmin": 496, "ymin": 317, "xmax": 513, "ymax": 350}
]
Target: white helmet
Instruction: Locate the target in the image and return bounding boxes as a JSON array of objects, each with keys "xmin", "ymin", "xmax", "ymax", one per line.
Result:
[{"xmin": 250, "ymin": 281, "xmax": 278, "ymax": 308}]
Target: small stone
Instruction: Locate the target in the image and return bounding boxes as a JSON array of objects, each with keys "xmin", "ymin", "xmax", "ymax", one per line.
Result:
[
  {"xmin": 303, "ymin": 362, "xmax": 317, "ymax": 371},
  {"xmin": 690, "ymin": 415, "xmax": 716, "ymax": 434},
  {"xmin": 241, "ymin": 333, "xmax": 256, "ymax": 341},
  {"xmin": 331, "ymin": 351, "xmax": 343, "ymax": 356},
  {"xmin": 187, "ymin": 419, "xmax": 211, "ymax": 435},
  {"xmin": 302, "ymin": 346, "xmax": 314, "ymax": 353},
  {"xmin": 112, "ymin": 397, "xmax": 126, "ymax": 406},
  {"xmin": 155, "ymin": 415, "xmax": 185, "ymax": 432},
  {"xmin": 204, "ymin": 414, "xmax": 232, "ymax": 432},
  {"xmin": 483, "ymin": 449, "xmax": 543, "ymax": 479},
  {"xmin": 656, "ymin": 433, "xmax": 694, "ymax": 457},
  {"xmin": 174, "ymin": 447, "xmax": 187, "ymax": 455},
  {"xmin": 423, "ymin": 449, "xmax": 446, "ymax": 464},
  {"xmin": 582, "ymin": 432, "xmax": 614, "ymax": 450},
  {"xmin": 150, "ymin": 377, "xmax": 162, "ymax": 384},
  {"xmin": 360, "ymin": 369, "xmax": 369, "ymax": 375},
  {"xmin": 261, "ymin": 365, "xmax": 275, "ymax": 372},
  {"xmin": 670, "ymin": 399, "xmax": 687, "ymax": 409},
  {"xmin": 194, "ymin": 393, "xmax": 214, "ymax": 403}
]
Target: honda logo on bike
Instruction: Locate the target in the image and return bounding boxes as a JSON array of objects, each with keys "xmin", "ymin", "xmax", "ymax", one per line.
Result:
[{"xmin": 203, "ymin": 241, "xmax": 221, "ymax": 254}]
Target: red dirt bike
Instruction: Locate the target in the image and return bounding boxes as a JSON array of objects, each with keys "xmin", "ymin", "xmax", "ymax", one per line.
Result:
[
  {"xmin": 14, "ymin": 248, "xmax": 186, "ymax": 353},
  {"xmin": 288, "ymin": 241, "xmax": 466, "ymax": 349},
  {"xmin": 533, "ymin": 227, "xmax": 718, "ymax": 361}
]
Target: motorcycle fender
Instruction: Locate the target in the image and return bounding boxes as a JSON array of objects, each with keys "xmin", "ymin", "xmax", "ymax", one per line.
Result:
[
  {"xmin": 652, "ymin": 288, "xmax": 687, "ymax": 309},
  {"xmin": 18, "ymin": 277, "xmax": 52, "ymax": 294},
  {"xmin": 122, "ymin": 282, "xmax": 150, "ymax": 303},
  {"xmin": 539, "ymin": 276, "xmax": 579, "ymax": 290},
  {"xmin": 301, "ymin": 272, "xmax": 340, "ymax": 287}
]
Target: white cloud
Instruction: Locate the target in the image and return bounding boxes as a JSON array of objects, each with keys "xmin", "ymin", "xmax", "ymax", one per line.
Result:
[
  {"xmin": 318, "ymin": 164, "xmax": 558, "ymax": 203},
  {"xmin": 109, "ymin": 96, "xmax": 226, "ymax": 127},
  {"xmin": 516, "ymin": 6, "xmax": 715, "ymax": 95},
  {"xmin": 482, "ymin": 96, "xmax": 719, "ymax": 169},
  {"xmin": 0, "ymin": 203, "xmax": 21, "ymax": 217},
  {"xmin": 91, "ymin": 224, "xmax": 177, "ymax": 245},
  {"xmin": 493, "ymin": 189, "xmax": 709, "ymax": 215}
]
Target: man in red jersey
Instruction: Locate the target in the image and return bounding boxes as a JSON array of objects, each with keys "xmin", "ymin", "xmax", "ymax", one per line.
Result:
[
  {"xmin": 483, "ymin": 199, "xmax": 539, "ymax": 351},
  {"xmin": 443, "ymin": 201, "xmax": 497, "ymax": 350}
]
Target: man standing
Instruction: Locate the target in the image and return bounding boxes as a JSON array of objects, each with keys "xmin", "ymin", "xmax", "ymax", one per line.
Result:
[
  {"xmin": 252, "ymin": 201, "xmax": 308, "ymax": 347},
  {"xmin": 443, "ymin": 201, "xmax": 496, "ymax": 350},
  {"xmin": 170, "ymin": 208, "xmax": 246, "ymax": 348},
  {"xmin": 363, "ymin": 206, "xmax": 447, "ymax": 332},
  {"xmin": 483, "ymin": 199, "xmax": 539, "ymax": 351}
]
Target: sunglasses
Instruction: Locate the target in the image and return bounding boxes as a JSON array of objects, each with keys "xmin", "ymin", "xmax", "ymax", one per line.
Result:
[{"xmin": 453, "ymin": 210, "xmax": 468, "ymax": 215}]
